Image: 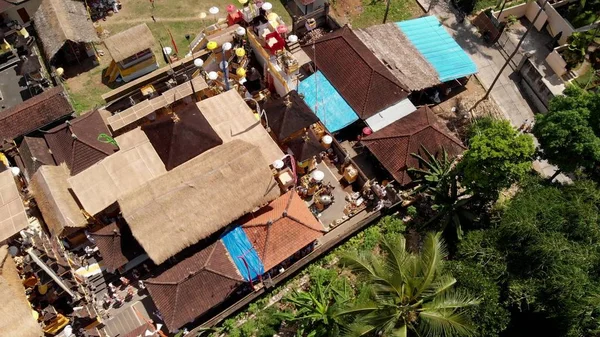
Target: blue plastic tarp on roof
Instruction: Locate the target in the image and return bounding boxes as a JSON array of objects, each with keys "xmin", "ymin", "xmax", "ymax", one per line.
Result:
[
  {"xmin": 221, "ymin": 226, "xmax": 264, "ymax": 281},
  {"xmin": 397, "ymin": 16, "xmax": 477, "ymax": 82},
  {"xmin": 298, "ymin": 71, "xmax": 359, "ymax": 132}
]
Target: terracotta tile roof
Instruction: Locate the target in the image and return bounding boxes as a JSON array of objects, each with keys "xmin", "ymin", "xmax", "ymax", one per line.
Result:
[
  {"xmin": 145, "ymin": 241, "xmax": 242, "ymax": 331},
  {"xmin": 361, "ymin": 106, "xmax": 465, "ymax": 185},
  {"xmin": 242, "ymin": 191, "xmax": 324, "ymax": 271},
  {"xmin": 142, "ymin": 102, "xmax": 222, "ymax": 170},
  {"xmin": 18, "ymin": 136, "xmax": 55, "ymax": 181},
  {"xmin": 0, "ymin": 86, "xmax": 72, "ymax": 141},
  {"xmin": 287, "ymin": 129, "xmax": 323, "ymax": 162},
  {"xmin": 302, "ymin": 26, "xmax": 409, "ymax": 120},
  {"xmin": 44, "ymin": 110, "xmax": 118, "ymax": 175},
  {"xmin": 263, "ymin": 90, "xmax": 319, "ymax": 141},
  {"xmin": 89, "ymin": 221, "xmax": 145, "ymax": 272}
]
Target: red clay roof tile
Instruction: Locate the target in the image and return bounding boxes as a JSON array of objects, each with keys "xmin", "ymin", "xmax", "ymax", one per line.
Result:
[
  {"xmin": 241, "ymin": 191, "xmax": 324, "ymax": 271},
  {"xmin": 302, "ymin": 26, "xmax": 409, "ymax": 120},
  {"xmin": 362, "ymin": 106, "xmax": 465, "ymax": 185}
]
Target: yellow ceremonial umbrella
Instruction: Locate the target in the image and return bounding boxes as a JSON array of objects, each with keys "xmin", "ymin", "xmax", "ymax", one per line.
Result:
[
  {"xmin": 207, "ymin": 41, "xmax": 218, "ymax": 51},
  {"xmin": 236, "ymin": 68, "xmax": 246, "ymax": 77},
  {"xmin": 235, "ymin": 48, "xmax": 245, "ymax": 57}
]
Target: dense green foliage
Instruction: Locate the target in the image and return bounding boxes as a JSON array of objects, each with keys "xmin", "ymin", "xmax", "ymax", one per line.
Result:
[
  {"xmin": 534, "ymin": 87, "xmax": 600, "ymax": 175},
  {"xmin": 460, "ymin": 119, "xmax": 534, "ymax": 198},
  {"xmin": 453, "ymin": 178, "xmax": 600, "ymax": 337}
]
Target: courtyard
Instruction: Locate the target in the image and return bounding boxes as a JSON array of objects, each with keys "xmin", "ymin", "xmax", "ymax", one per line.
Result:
[{"xmin": 64, "ymin": 0, "xmax": 291, "ymax": 113}]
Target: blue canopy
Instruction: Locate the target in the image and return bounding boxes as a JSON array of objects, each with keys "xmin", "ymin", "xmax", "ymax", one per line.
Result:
[
  {"xmin": 221, "ymin": 226, "xmax": 264, "ymax": 281},
  {"xmin": 298, "ymin": 71, "xmax": 359, "ymax": 132},
  {"xmin": 397, "ymin": 16, "xmax": 477, "ymax": 82}
]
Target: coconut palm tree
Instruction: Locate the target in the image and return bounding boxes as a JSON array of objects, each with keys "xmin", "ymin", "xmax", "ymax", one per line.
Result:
[
  {"xmin": 408, "ymin": 147, "xmax": 475, "ymax": 239},
  {"xmin": 339, "ymin": 233, "xmax": 478, "ymax": 337}
]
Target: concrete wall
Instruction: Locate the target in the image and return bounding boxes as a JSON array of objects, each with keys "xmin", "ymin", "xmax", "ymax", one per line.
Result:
[
  {"xmin": 2, "ymin": 0, "xmax": 42, "ymax": 25},
  {"xmin": 494, "ymin": 2, "xmax": 527, "ymax": 22},
  {"xmin": 539, "ymin": 0, "xmax": 574, "ymax": 44},
  {"xmin": 518, "ymin": 57, "xmax": 556, "ymax": 113},
  {"xmin": 545, "ymin": 48, "xmax": 568, "ymax": 77},
  {"xmin": 525, "ymin": 1, "xmax": 548, "ymax": 31}
]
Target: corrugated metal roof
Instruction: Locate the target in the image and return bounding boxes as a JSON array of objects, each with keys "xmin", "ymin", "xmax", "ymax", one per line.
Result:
[
  {"xmin": 397, "ymin": 16, "xmax": 477, "ymax": 82},
  {"xmin": 298, "ymin": 71, "xmax": 359, "ymax": 132}
]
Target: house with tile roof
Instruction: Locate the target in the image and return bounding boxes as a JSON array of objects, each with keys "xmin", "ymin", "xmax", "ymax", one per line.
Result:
[
  {"xmin": 299, "ymin": 26, "xmax": 417, "ymax": 133},
  {"xmin": 145, "ymin": 241, "xmax": 243, "ymax": 331},
  {"xmin": 361, "ymin": 106, "xmax": 466, "ymax": 185},
  {"xmin": 0, "ymin": 86, "xmax": 72, "ymax": 141},
  {"xmin": 44, "ymin": 109, "xmax": 118, "ymax": 175}
]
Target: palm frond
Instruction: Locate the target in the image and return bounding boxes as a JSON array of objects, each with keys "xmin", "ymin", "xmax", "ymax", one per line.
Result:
[
  {"xmin": 418, "ymin": 310, "xmax": 475, "ymax": 337},
  {"xmin": 415, "ymin": 232, "xmax": 447, "ymax": 297},
  {"xmin": 422, "ymin": 290, "xmax": 480, "ymax": 311},
  {"xmin": 422, "ymin": 274, "xmax": 457, "ymax": 298}
]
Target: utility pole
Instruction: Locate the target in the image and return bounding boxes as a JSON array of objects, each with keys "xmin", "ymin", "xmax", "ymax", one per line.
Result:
[
  {"xmin": 496, "ymin": 0, "xmax": 508, "ymax": 21},
  {"xmin": 473, "ymin": 0, "xmax": 550, "ymax": 108},
  {"xmin": 383, "ymin": 0, "xmax": 391, "ymax": 23}
]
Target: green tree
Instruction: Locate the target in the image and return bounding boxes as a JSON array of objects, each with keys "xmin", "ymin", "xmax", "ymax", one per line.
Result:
[
  {"xmin": 282, "ymin": 272, "xmax": 352, "ymax": 337},
  {"xmin": 533, "ymin": 87, "xmax": 600, "ymax": 179},
  {"xmin": 533, "ymin": 108, "xmax": 600, "ymax": 177},
  {"xmin": 339, "ymin": 233, "xmax": 479, "ymax": 337},
  {"xmin": 460, "ymin": 118, "xmax": 534, "ymax": 198},
  {"xmin": 409, "ymin": 147, "xmax": 475, "ymax": 239}
]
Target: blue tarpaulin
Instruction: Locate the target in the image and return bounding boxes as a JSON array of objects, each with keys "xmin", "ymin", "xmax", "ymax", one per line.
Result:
[
  {"xmin": 397, "ymin": 16, "xmax": 477, "ymax": 82},
  {"xmin": 298, "ymin": 71, "xmax": 359, "ymax": 132},
  {"xmin": 221, "ymin": 227, "xmax": 264, "ymax": 281}
]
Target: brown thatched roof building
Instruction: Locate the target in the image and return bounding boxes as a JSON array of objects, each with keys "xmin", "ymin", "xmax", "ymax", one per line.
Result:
[
  {"xmin": 67, "ymin": 127, "xmax": 166, "ymax": 215},
  {"xmin": 0, "ymin": 170, "xmax": 28, "ymax": 242},
  {"xmin": 302, "ymin": 26, "xmax": 409, "ymax": 120},
  {"xmin": 361, "ymin": 106, "xmax": 465, "ymax": 185},
  {"xmin": 118, "ymin": 140, "xmax": 280, "ymax": 265},
  {"xmin": 197, "ymin": 90, "xmax": 284, "ymax": 165},
  {"xmin": 355, "ymin": 23, "xmax": 440, "ymax": 91},
  {"xmin": 0, "ymin": 86, "xmax": 72, "ymax": 141},
  {"xmin": 242, "ymin": 190, "xmax": 324, "ymax": 271},
  {"xmin": 30, "ymin": 164, "xmax": 87, "ymax": 237},
  {"xmin": 33, "ymin": 0, "xmax": 100, "ymax": 61},
  {"xmin": 89, "ymin": 222, "xmax": 145, "ymax": 273},
  {"xmin": 18, "ymin": 136, "xmax": 56, "ymax": 181},
  {"xmin": 145, "ymin": 241, "xmax": 243, "ymax": 331},
  {"xmin": 142, "ymin": 103, "xmax": 222, "ymax": 170},
  {"xmin": 44, "ymin": 110, "xmax": 118, "ymax": 175},
  {"xmin": 262, "ymin": 90, "xmax": 319, "ymax": 142},
  {"xmin": 103, "ymin": 24, "xmax": 155, "ymax": 63},
  {"xmin": 0, "ymin": 246, "xmax": 44, "ymax": 337}
]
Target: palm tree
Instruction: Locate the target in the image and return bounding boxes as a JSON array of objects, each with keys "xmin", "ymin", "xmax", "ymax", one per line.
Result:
[
  {"xmin": 339, "ymin": 233, "xmax": 478, "ymax": 337},
  {"xmin": 408, "ymin": 146, "xmax": 475, "ymax": 239},
  {"xmin": 282, "ymin": 273, "xmax": 351, "ymax": 337}
]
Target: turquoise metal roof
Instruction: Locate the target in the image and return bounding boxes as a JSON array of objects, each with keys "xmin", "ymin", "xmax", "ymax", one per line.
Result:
[
  {"xmin": 298, "ymin": 71, "xmax": 359, "ymax": 132},
  {"xmin": 397, "ymin": 16, "xmax": 477, "ymax": 82}
]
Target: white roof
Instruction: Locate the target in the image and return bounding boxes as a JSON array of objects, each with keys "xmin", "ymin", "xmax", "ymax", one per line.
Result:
[{"xmin": 365, "ymin": 98, "xmax": 417, "ymax": 132}]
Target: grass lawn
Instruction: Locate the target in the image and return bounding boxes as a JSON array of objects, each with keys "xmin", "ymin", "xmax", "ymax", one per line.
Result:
[
  {"xmin": 65, "ymin": 0, "xmax": 291, "ymax": 113},
  {"xmin": 330, "ymin": 0, "xmax": 422, "ymax": 29}
]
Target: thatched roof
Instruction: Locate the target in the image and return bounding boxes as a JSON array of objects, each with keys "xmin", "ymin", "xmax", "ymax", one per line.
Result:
[
  {"xmin": 0, "ymin": 246, "xmax": 44, "ymax": 337},
  {"xmin": 33, "ymin": 0, "xmax": 100, "ymax": 60},
  {"xmin": 68, "ymin": 127, "xmax": 167, "ymax": 215},
  {"xmin": 30, "ymin": 164, "xmax": 87, "ymax": 237},
  {"xmin": 104, "ymin": 24, "xmax": 155, "ymax": 63},
  {"xmin": 119, "ymin": 140, "xmax": 280, "ymax": 265},
  {"xmin": 355, "ymin": 23, "xmax": 440, "ymax": 91},
  {"xmin": 197, "ymin": 90, "xmax": 284, "ymax": 164},
  {"xmin": 0, "ymin": 170, "xmax": 29, "ymax": 242}
]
